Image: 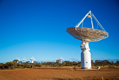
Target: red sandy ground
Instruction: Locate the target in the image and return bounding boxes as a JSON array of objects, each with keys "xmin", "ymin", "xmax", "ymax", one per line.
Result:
[{"xmin": 0, "ymin": 67, "xmax": 119, "ymax": 80}]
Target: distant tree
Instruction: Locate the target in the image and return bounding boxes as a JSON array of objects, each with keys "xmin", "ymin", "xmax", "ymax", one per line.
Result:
[
  {"xmin": 62, "ymin": 62, "xmax": 66, "ymax": 66},
  {"xmin": 19, "ymin": 61, "xmax": 22, "ymax": 64},
  {"xmin": 72, "ymin": 61, "xmax": 77, "ymax": 65},
  {"xmin": 95, "ymin": 60, "xmax": 101, "ymax": 66},
  {"xmin": 116, "ymin": 61, "xmax": 119, "ymax": 66},
  {"xmin": 0, "ymin": 63, "xmax": 5, "ymax": 69},
  {"xmin": 35, "ymin": 63, "xmax": 42, "ymax": 67},
  {"xmin": 43, "ymin": 62, "xmax": 46, "ymax": 65},
  {"xmin": 46, "ymin": 62, "xmax": 52, "ymax": 66},
  {"xmin": 77, "ymin": 64, "xmax": 81, "ymax": 67},
  {"xmin": 94, "ymin": 60, "xmax": 111, "ymax": 66},
  {"xmin": 91, "ymin": 60, "xmax": 94, "ymax": 67},
  {"xmin": 5, "ymin": 62, "xmax": 14, "ymax": 69},
  {"xmin": 26, "ymin": 61, "xmax": 30, "ymax": 63},
  {"xmin": 6, "ymin": 62, "xmax": 14, "ymax": 66},
  {"xmin": 103, "ymin": 60, "xmax": 111, "ymax": 65},
  {"xmin": 24, "ymin": 64, "xmax": 31, "ymax": 68},
  {"xmin": 77, "ymin": 61, "xmax": 81, "ymax": 67},
  {"xmin": 64, "ymin": 61, "xmax": 70, "ymax": 66},
  {"xmin": 111, "ymin": 61, "xmax": 115, "ymax": 65},
  {"xmin": 70, "ymin": 62, "xmax": 73, "ymax": 66},
  {"xmin": 17, "ymin": 63, "xmax": 21, "ymax": 66},
  {"xmin": 53, "ymin": 63, "xmax": 57, "ymax": 67},
  {"xmin": 116, "ymin": 61, "xmax": 119, "ymax": 64},
  {"xmin": 34, "ymin": 61, "xmax": 38, "ymax": 63},
  {"xmin": 78, "ymin": 61, "xmax": 81, "ymax": 64},
  {"xmin": 56, "ymin": 60, "xmax": 60, "ymax": 63},
  {"xmin": 101, "ymin": 61, "xmax": 105, "ymax": 67},
  {"xmin": 13, "ymin": 59, "xmax": 19, "ymax": 63}
]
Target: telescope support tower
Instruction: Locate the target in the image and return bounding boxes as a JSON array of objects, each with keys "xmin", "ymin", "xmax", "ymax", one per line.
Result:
[
  {"xmin": 31, "ymin": 61, "xmax": 33, "ymax": 63},
  {"xmin": 81, "ymin": 41, "xmax": 91, "ymax": 69}
]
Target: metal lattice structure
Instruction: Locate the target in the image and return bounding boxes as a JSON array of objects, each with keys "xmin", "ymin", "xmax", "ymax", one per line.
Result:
[
  {"xmin": 67, "ymin": 10, "xmax": 108, "ymax": 42},
  {"xmin": 67, "ymin": 27, "xmax": 108, "ymax": 42}
]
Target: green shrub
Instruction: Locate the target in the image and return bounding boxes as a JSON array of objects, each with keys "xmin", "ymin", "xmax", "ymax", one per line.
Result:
[
  {"xmin": 53, "ymin": 64, "xmax": 57, "ymax": 67},
  {"xmin": 35, "ymin": 63, "xmax": 42, "ymax": 67},
  {"xmin": 24, "ymin": 65, "xmax": 31, "ymax": 68},
  {"xmin": 77, "ymin": 64, "xmax": 81, "ymax": 67},
  {"xmin": 0, "ymin": 63, "xmax": 5, "ymax": 69}
]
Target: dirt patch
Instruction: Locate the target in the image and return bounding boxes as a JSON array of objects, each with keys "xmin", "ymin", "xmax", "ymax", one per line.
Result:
[{"xmin": 0, "ymin": 67, "xmax": 119, "ymax": 80}]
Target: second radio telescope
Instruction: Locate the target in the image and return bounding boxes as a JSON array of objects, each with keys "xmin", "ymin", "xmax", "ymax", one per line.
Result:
[
  {"xmin": 59, "ymin": 56, "xmax": 64, "ymax": 64},
  {"xmin": 22, "ymin": 57, "xmax": 26, "ymax": 62},
  {"xmin": 30, "ymin": 57, "xmax": 35, "ymax": 63}
]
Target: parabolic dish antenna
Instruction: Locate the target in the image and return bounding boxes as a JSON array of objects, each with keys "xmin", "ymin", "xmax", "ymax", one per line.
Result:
[
  {"xmin": 67, "ymin": 27, "xmax": 108, "ymax": 42},
  {"xmin": 30, "ymin": 56, "xmax": 35, "ymax": 63},
  {"xmin": 22, "ymin": 57, "xmax": 26, "ymax": 62},
  {"xmin": 67, "ymin": 11, "xmax": 109, "ymax": 69}
]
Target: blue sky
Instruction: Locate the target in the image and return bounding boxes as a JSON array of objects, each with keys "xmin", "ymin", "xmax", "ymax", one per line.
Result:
[{"xmin": 0, "ymin": 0, "xmax": 119, "ymax": 63}]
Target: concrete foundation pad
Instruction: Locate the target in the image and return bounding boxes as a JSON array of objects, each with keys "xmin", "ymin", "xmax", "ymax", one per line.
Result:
[{"xmin": 75, "ymin": 68, "xmax": 98, "ymax": 70}]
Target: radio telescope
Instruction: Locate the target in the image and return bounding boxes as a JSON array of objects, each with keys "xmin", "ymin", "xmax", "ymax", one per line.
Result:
[
  {"xmin": 22, "ymin": 57, "xmax": 26, "ymax": 62},
  {"xmin": 59, "ymin": 57, "xmax": 64, "ymax": 64},
  {"xmin": 67, "ymin": 11, "xmax": 108, "ymax": 69},
  {"xmin": 30, "ymin": 57, "xmax": 35, "ymax": 63}
]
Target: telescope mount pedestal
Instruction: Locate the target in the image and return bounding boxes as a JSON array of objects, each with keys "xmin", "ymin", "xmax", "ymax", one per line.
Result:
[{"xmin": 81, "ymin": 41, "xmax": 91, "ymax": 69}]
